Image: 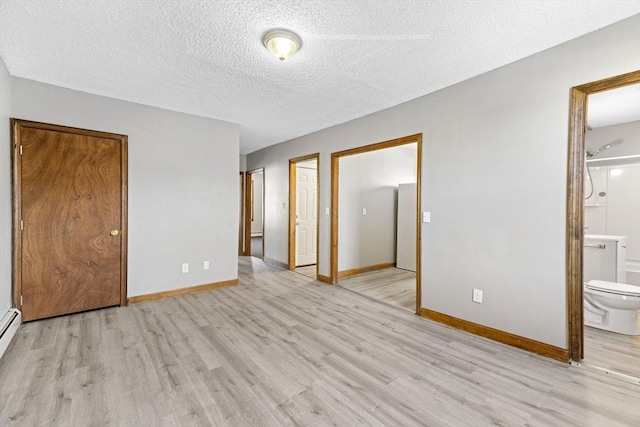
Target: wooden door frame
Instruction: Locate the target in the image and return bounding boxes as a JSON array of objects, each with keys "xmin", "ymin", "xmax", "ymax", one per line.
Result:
[
  {"xmin": 288, "ymin": 153, "xmax": 320, "ymax": 272},
  {"xmin": 244, "ymin": 168, "xmax": 265, "ymax": 258},
  {"xmin": 239, "ymin": 171, "xmax": 245, "ymax": 256},
  {"xmin": 330, "ymin": 134, "xmax": 422, "ymax": 313},
  {"xmin": 11, "ymin": 118, "xmax": 129, "ymax": 311},
  {"xmin": 566, "ymin": 70, "xmax": 640, "ymax": 362}
]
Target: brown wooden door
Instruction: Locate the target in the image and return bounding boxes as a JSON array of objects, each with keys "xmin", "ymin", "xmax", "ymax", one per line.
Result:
[{"xmin": 14, "ymin": 120, "xmax": 127, "ymax": 321}]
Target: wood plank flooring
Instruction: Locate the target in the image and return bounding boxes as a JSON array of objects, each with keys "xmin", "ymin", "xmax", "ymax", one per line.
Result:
[
  {"xmin": 294, "ymin": 265, "xmax": 316, "ymax": 279},
  {"xmin": 584, "ymin": 324, "xmax": 640, "ymax": 379},
  {"xmin": 1, "ymin": 257, "xmax": 639, "ymax": 426},
  {"xmin": 339, "ymin": 267, "xmax": 416, "ymax": 311}
]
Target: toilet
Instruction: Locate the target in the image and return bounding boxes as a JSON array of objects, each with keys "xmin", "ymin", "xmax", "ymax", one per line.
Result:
[{"xmin": 583, "ymin": 235, "xmax": 640, "ymax": 335}]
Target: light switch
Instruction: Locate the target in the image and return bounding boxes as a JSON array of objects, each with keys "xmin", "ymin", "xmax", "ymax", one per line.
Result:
[
  {"xmin": 423, "ymin": 211, "xmax": 431, "ymax": 223},
  {"xmin": 325, "ymin": 207, "xmax": 330, "ymax": 215},
  {"xmin": 362, "ymin": 208, "xmax": 367, "ymax": 216}
]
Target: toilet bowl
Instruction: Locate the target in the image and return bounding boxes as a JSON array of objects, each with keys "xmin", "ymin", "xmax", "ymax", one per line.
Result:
[{"xmin": 584, "ymin": 280, "xmax": 640, "ymax": 335}]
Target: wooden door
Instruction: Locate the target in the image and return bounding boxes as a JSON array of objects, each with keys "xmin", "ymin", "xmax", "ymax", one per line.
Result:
[
  {"xmin": 296, "ymin": 166, "xmax": 317, "ymax": 266},
  {"xmin": 13, "ymin": 120, "xmax": 128, "ymax": 321}
]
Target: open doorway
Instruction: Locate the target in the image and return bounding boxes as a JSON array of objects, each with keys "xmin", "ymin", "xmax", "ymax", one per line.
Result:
[
  {"xmin": 330, "ymin": 134, "xmax": 422, "ymax": 313},
  {"xmin": 567, "ymin": 70, "xmax": 640, "ymax": 376},
  {"xmin": 289, "ymin": 154, "xmax": 319, "ymax": 279},
  {"xmin": 244, "ymin": 168, "xmax": 264, "ymax": 259}
]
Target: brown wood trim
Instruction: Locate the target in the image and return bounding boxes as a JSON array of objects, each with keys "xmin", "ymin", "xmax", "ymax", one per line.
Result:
[
  {"xmin": 566, "ymin": 70, "xmax": 640, "ymax": 362},
  {"xmin": 415, "ymin": 135, "xmax": 423, "ymax": 314},
  {"xmin": 120, "ymin": 136, "xmax": 129, "ymax": 307},
  {"xmin": 128, "ymin": 279, "xmax": 238, "ymax": 304},
  {"xmin": 244, "ymin": 168, "xmax": 264, "ymax": 258},
  {"xmin": 243, "ymin": 170, "xmax": 252, "ymax": 256},
  {"xmin": 288, "ymin": 153, "xmax": 320, "ymax": 271},
  {"xmin": 317, "ymin": 274, "xmax": 333, "ymax": 284},
  {"xmin": 331, "ymin": 134, "xmax": 422, "ymax": 158},
  {"xmin": 288, "ymin": 161, "xmax": 297, "ymax": 269},
  {"xmin": 11, "ymin": 118, "xmax": 129, "ymax": 311},
  {"xmin": 238, "ymin": 172, "xmax": 245, "ymax": 256},
  {"xmin": 338, "ymin": 262, "xmax": 395, "ymax": 279},
  {"xmin": 330, "ymin": 153, "xmax": 339, "ymax": 284},
  {"xmin": 419, "ymin": 308, "xmax": 569, "ymax": 363}
]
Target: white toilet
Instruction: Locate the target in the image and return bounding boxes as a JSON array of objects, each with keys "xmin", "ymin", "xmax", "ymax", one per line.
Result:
[{"xmin": 583, "ymin": 235, "xmax": 640, "ymax": 335}]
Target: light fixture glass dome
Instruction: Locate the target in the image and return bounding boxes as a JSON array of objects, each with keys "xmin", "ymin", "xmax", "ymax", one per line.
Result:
[{"xmin": 262, "ymin": 29, "xmax": 302, "ymax": 61}]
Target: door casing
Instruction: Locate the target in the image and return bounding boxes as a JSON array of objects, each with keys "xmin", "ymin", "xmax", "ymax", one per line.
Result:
[
  {"xmin": 566, "ymin": 70, "xmax": 640, "ymax": 361},
  {"xmin": 330, "ymin": 134, "xmax": 422, "ymax": 313}
]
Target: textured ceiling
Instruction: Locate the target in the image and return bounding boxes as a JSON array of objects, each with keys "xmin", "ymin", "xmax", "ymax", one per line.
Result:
[{"xmin": 0, "ymin": 1, "xmax": 638, "ymax": 154}]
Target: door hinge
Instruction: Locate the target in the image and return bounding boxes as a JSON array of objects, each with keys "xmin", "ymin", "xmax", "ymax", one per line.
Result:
[
  {"xmin": 20, "ymin": 220, "xmax": 23, "ymax": 230},
  {"xmin": 19, "ymin": 145, "xmax": 22, "ymax": 156}
]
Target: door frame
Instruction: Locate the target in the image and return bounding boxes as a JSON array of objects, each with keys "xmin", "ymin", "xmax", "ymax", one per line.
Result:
[
  {"xmin": 11, "ymin": 118, "xmax": 129, "ymax": 311},
  {"xmin": 239, "ymin": 171, "xmax": 245, "ymax": 256},
  {"xmin": 244, "ymin": 168, "xmax": 265, "ymax": 258},
  {"xmin": 566, "ymin": 70, "xmax": 640, "ymax": 362},
  {"xmin": 288, "ymin": 153, "xmax": 320, "ymax": 272},
  {"xmin": 330, "ymin": 134, "xmax": 422, "ymax": 313}
]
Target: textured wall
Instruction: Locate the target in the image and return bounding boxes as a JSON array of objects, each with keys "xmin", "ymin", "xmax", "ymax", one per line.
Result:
[
  {"xmin": 247, "ymin": 16, "xmax": 640, "ymax": 348},
  {"xmin": 11, "ymin": 78, "xmax": 240, "ymax": 298}
]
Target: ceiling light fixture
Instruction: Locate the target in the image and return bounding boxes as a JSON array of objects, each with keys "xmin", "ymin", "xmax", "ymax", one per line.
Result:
[{"xmin": 262, "ymin": 29, "xmax": 302, "ymax": 61}]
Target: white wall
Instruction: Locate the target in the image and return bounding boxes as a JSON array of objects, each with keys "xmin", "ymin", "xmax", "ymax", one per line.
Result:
[
  {"xmin": 11, "ymin": 78, "xmax": 240, "ymax": 297},
  {"xmin": 587, "ymin": 120, "xmax": 640, "ymax": 159},
  {"xmin": 0, "ymin": 57, "xmax": 11, "ymax": 315},
  {"xmin": 247, "ymin": 15, "xmax": 640, "ymax": 349},
  {"xmin": 586, "ymin": 121, "xmax": 640, "ymax": 284},
  {"xmin": 338, "ymin": 144, "xmax": 416, "ymax": 271}
]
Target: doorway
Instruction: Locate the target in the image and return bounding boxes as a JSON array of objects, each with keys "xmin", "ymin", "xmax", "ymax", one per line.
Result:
[
  {"xmin": 244, "ymin": 168, "xmax": 264, "ymax": 259},
  {"xmin": 12, "ymin": 119, "xmax": 128, "ymax": 321},
  {"xmin": 288, "ymin": 154, "xmax": 319, "ymax": 279},
  {"xmin": 330, "ymin": 134, "xmax": 422, "ymax": 313},
  {"xmin": 567, "ymin": 70, "xmax": 640, "ymax": 365}
]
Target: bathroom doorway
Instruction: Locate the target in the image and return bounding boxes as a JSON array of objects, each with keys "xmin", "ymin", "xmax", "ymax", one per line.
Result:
[{"xmin": 567, "ymin": 70, "xmax": 640, "ymax": 378}]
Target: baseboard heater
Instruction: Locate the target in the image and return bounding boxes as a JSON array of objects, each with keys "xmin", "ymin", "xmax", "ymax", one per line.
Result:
[{"xmin": 0, "ymin": 308, "xmax": 21, "ymax": 360}]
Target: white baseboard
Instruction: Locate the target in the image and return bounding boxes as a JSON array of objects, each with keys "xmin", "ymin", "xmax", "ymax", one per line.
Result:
[{"xmin": 0, "ymin": 309, "xmax": 21, "ymax": 360}]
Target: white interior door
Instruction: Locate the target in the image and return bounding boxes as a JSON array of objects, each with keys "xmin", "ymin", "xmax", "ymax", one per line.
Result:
[{"xmin": 296, "ymin": 166, "xmax": 317, "ymax": 266}]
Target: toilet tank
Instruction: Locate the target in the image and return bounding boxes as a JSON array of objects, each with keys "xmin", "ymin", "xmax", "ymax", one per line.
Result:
[{"xmin": 584, "ymin": 234, "xmax": 627, "ymax": 283}]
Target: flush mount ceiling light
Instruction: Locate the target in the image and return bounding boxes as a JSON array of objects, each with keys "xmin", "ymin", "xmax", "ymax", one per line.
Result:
[{"xmin": 262, "ymin": 29, "xmax": 302, "ymax": 61}]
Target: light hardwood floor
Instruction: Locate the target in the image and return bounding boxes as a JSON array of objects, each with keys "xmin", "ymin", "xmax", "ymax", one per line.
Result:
[
  {"xmin": 294, "ymin": 265, "xmax": 316, "ymax": 279},
  {"xmin": 339, "ymin": 267, "xmax": 416, "ymax": 311},
  {"xmin": 584, "ymin": 324, "xmax": 640, "ymax": 379},
  {"xmin": 1, "ymin": 257, "xmax": 639, "ymax": 426}
]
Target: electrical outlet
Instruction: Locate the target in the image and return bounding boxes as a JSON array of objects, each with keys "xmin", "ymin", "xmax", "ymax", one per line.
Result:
[
  {"xmin": 362, "ymin": 208, "xmax": 367, "ymax": 216},
  {"xmin": 472, "ymin": 288, "xmax": 483, "ymax": 303},
  {"xmin": 203, "ymin": 260, "xmax": 210, "ymax": 270},
  {"xmin": 325, "ymin": 207, "xmax": 330, "ymax": 215},
  {"xmin": 423, "ymin": 211, "xmax": 431, "ymax": 223},
  {"xmin": 182, "ymin": 263, "xmax": 189, "ymax": 273}
]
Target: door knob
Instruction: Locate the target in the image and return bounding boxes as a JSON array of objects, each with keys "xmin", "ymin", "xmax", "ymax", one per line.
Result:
[{"xmin": 110, "ymin": 230, "xmax": 119, "ymax": 236}]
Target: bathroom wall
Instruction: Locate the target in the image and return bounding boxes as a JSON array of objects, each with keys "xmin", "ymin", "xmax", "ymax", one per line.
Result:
[{"xmin": 586, "ymin": 120, "xmax": 640, "ymax": 285}]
